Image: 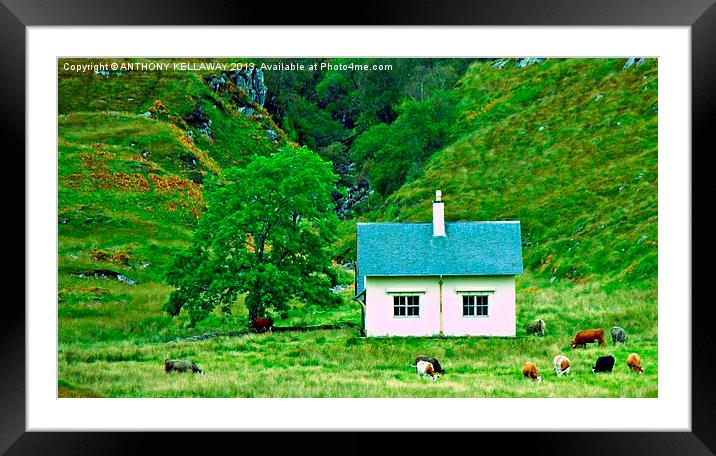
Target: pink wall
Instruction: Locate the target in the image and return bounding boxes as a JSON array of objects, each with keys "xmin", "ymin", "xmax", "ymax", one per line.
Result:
[{"xmin": 364, "ymin": 275, "xmax": 516, "ymax": 337}]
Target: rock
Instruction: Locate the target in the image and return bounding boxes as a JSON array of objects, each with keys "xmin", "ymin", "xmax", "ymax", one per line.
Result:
[
  {"xmin": 179, "ymin": 152, "xmax": 199, "ymax": 169},
  {"xmin": 183, "ymin": 106, "xmax": 209, "ymax": 127},
  {"xmin": 515, "ymin": 58, "xmax": 544, "ymax": 68},
  {"xmin": 623, "ymin": 58, "xmax": 646, "ymax": 69},
  {"xmin": 74, "ymin": 269, "xmax": 137, "ymax": 285},
  {"xmin": 538, "ymin": 125, "xmax": 548, "ymax": 131},
  {"xmin": 183, "ymin": 106, "xmax": 212, "ymax": 137},
  {"xmin": 205, "ymin": 69, "xmax": 267, "ymax": 107},
  {"xmin": 491, "ymin": 59, "xmax": 509, "ymax": 69},
  {"xmin": 117, "ymin": 274, "xmax": 137, "ymax": 285},
  {"xmin": 334, "ymin": 179, "xmax": 371, "ymax": 219},
  {"xmin": 266, "ymin": 129, "xmax": 278, "ymax": 142},
  {"xmin": 594, "ymin": 93, "xmax": 604, "ymax": 101},
  {"xmin": 208, "ymin": 76, "xmax": 226, "ymax": 91},
  {"xmin": 331, "ymin": 284, "xmax": 349, "ymax": 293},
  {"xmin": 237, "ymin": 106, "xmax": 254, "ymax": 116},
  {"xmin": 230, "ymin": 68, "xmax": 267, "ymax": 106}
]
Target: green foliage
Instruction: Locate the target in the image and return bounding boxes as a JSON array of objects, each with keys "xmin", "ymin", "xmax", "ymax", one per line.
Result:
[
  {"xmin": 280, "ymin": 94, "xmax": 347, "ymax": 151},
  {"xmin": 351, "ymin": 90, "xmax": 460, "ymax": 196},
  {"xmin": 164, "ymin": 147, "xmax": 342, "ymax": 325}
]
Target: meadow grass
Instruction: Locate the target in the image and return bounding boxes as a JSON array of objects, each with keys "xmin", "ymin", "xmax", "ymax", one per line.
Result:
[{"xmin": 58, "ymin": 276, "xmax": 656, "ymax": 398}]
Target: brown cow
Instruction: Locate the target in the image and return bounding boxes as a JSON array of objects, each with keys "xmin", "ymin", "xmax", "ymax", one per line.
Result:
[
  {"xmin": 521, "ymin": 361, "xmax": 542, "ymax": 382},
  {"xmin": 571, "ymin": 329, "xmax": 606, "ymax": 348},
  {"xmin": 627, "ymin": 353, "xmax": 644, "ymax": 374},
  {"xmin": 251, "ymin": 317, "xmax": 273, "ymax": 333}
]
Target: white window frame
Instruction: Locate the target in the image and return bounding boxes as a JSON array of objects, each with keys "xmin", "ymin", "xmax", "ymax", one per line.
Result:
[
  {"xmin": 461, "ymin": 293, "xmax": 490, "ymax": 318},
  {"xmin": 392, "ymin": 294, "xmax": 421, "ymax": 318}
]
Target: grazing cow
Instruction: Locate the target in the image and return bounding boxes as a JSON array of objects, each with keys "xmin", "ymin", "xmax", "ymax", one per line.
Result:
[
  {"xmin": 415, "ymin": 356, "xmax": 445, "ymax": 374},
  {"xmin": 627, "ymin": 353, "xmax": 644, "ymax": 374},
  {"xmin": 414, "ymin": 360, "xmax": 439, "ymax": 381},
  {"xmin": 521, "ymin": 362, "xmax": 542, "ymax": 382},
  {"xmin": 611, "ymin": 326, "xmax": 626, "ymax": 344},
  {"xmin": 164, "ymin": 359, "xmax": 203, "ymax": 374},
  {"xmin": 527, "ymin": 319, "xmax": 546, "ymax": 336},
  {"xmin": 571, "ymin": 329, "xmax": 606, "ymax": 348},
  {"xmin": 251, "ymin": 317, "xmax": 273, "ymax": 333},
  {"xmin": 592, "ymin": 354, "xmax": 615, "ymax": 373},
  {"xmin": 553, "ymin": 355, "xmax": 571, "ymax": 377}
]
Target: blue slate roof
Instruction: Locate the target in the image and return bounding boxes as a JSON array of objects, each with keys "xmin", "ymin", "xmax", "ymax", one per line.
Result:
[{"xmin": 356, "ymin": 221, "xmax": 523, "ymax": 295}]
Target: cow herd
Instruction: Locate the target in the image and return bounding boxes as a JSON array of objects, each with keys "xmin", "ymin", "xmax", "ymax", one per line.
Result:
[
  {"xmin": 163, "ymin": 318, "xmax": 646, "ymax": 388},
  {"xmin": 413, "ymin": 322, "xmax": 646, "ymax": 383},
  {"xmin": 520, "ymin": 323, "xmax": 645, "ymax": 382}
]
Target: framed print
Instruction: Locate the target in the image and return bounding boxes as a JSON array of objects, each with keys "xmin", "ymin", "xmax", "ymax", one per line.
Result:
[{"xmin": 9, "ymin": 0, "xmax": 714, "ymax": 454}]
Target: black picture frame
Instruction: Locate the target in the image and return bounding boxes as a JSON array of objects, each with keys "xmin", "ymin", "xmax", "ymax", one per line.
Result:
[{"xmin": 7, "ymin": 0, "xmax": 712, "ymax": 454}]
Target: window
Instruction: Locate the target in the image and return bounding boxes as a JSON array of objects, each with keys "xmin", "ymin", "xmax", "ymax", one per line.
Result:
[
  {"xmin": 393, "ymin": 295, "xmax": 420, "ymax": 317},
  {"xmin": 463, "ymin": 295, "xmax": 488, "ymax": 317}
]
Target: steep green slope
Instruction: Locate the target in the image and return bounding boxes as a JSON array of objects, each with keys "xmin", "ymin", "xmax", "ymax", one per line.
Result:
[
  {"xmin": 370, "ymin": 58, "xmax": 657, "ymax": 286},
  {"xmin": 58, "ymin": 59, "xmax": 291, "ymax": 341}
]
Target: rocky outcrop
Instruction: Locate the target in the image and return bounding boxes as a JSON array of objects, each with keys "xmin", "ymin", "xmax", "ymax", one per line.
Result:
[
  {"xmin": 205, "ymin": 68, "xmax": 267, "ymax": 107},
  {"xmin": 230, "ymin": 69, "xmax": 267, "ymax": 106},
  {"xmin": 515, "ymin": 58, "xmax": 544, "ymax": 68},
  {"xmin": 183, "ymin": 106, "xmax": 212, "ymax": 137},
  {"xmin": 334, "ymin": 179, "xmax": 371, "ymax": 219},
  {"xmin": 491, "ymin": 58, "xmax": 545, "ymax": 69},
  {"xmin": 623, "ymin": 58, "xmax": 647, "ymax": 69}
]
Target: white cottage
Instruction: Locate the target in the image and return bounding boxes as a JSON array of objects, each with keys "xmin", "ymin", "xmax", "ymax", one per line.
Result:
[{"xmin": 355, "ymin": 190, "xmax": 523, "ymax": 337}]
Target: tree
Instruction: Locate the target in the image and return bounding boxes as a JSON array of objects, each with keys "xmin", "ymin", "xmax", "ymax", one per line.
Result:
[{"xmin": 163, "ymin": 147, "xmax": 342, "ymax": 325}]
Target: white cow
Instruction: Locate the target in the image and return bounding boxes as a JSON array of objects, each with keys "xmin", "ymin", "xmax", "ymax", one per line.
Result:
[
  {"xmin": 414, "ymin": 360, "xmax": 439, "ymax": 381},
  {"xmin": 553, "ymin": 355, "xmax": 571, "ymax": 377}
]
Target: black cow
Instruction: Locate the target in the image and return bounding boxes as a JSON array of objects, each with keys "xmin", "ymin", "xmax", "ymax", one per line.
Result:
[
  {"xmin": 415, "ymin": 356, "xmax": 445, "ymax": 374},
  {"xmin": 592, "ymin": 355, "xmax": 615, "ymax": 373}
]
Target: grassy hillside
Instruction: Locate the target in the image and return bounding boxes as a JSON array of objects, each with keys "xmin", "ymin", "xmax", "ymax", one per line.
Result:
[
  {"xmin": 364, "ymin": 58, "xmax": 657, "ymax": 286},
  {"xmin": 58, "ymin": 59, "xmax": 292, "ymax": 343}
]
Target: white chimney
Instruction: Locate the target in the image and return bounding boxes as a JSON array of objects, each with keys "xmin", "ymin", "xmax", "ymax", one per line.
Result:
[{"xmin": 433, "ymin": 190, "xmax": 446, "ymax": 237}]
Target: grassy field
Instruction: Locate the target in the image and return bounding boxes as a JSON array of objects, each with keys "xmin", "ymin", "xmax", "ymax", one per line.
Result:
[{"xmin": 58, "ymin": 274, "xmax": 657, "ymax": 398}]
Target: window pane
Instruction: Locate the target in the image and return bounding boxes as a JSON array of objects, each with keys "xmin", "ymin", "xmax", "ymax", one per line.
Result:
[{"xmin": 408, "ymin": 306, "xmax": 418, "ymax": 316}]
